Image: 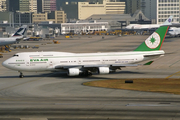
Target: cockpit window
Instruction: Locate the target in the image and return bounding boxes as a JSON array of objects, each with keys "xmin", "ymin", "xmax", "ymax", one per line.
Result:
[{"xmin": 13, "ymin": 54, "xmax": 19, "ymax": 57}]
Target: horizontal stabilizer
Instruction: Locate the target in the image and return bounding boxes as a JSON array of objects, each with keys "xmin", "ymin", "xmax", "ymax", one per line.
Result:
[{"xmin": 144, "ymin": 61, "xmax": 154, "ymax": 65}]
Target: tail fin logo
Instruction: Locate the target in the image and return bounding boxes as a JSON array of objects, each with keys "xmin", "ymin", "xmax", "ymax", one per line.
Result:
[
  {"xmin": 145, "ymin": 32, "xmax": 161, "ymax": 49},
  {"xmin": 19, "ymin": 29, "xmax": 26, "ymax": 35},
  {"xmin": 168, "ymin": 18, "xmax": 172, "ymax": 23},
  {"xmin": 13, "ymin": 26, "xmax": 27, "ymax": 36},
  {"xmin": 16, "ymin": 28, "xmax": 26, "ymax": 36}
]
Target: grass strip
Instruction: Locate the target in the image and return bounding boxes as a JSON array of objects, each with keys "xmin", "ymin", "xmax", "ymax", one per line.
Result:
[{"xmin": 83, "ymin": 78, "xmax": 180, "ymax": 94}]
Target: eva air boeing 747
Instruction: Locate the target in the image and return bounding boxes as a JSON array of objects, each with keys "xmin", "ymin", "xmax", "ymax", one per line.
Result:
[{"xmin": 2, "ymin": 26, "xmax": 169, "ymax": 78}]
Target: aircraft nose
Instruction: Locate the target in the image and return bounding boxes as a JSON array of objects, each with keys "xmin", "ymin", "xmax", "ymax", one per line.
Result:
[{"xmin": 2, "ymin": 60, "xmax": 9, "ymax": 68}]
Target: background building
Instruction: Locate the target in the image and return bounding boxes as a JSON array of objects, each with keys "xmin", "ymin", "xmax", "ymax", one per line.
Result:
[
  {"xmin": 42, "ymin": 0, "xmax": 57, "ymax": 12},
  {"xmin": 61, "ymin": 21, "xmax": 109, "ymax": 35},
  {"xmin": 125, "ymin": 0, "xmax": 141, "ymax": 14},
  {"xmin": 85, "ymin": 10, "xmax": 150, "ymax": 29},
  {"xmin": 58, "ymin": 0, "xmax": 146, "ymax": 21},
  {"xmin": 43, "ymin": 0, "xmax": 51, "ymax": 12},
  {"xmin": 32, "ymin": 10, "xmax": 66, "ymax": 24},
  {"xmin": 0, "ymin": 0, "xmax": 7, "ymax": 12},
  {"xmin": 157, "ymin": 0, "xmax": 180, "ymax": 24},
  {"xmin": 14, "ymin": 12, "xmax": 32, "ymax": 25},
  {"xmin": 78, "ymin": 2, "xmax": 106, "ymax": 20},
  {"xmin": 7, "ymin": 0, "xmax": 19, "ymax": 12},
  {"xmin": 105, "ymin": 0, "xmax": 125, "ymax": 14},
  {"xmin": 59, "ymin": 2, "xmax": 78, "ymax": 20},
  {"xmin": 29, "ymin": 0, "xmax": 37, "ymax": 13},
  {"xmin": 19, "ymin": 0, "xmax": 29, "ymax": 11},
  {"xmin": 37, "ymin": 0, "xmax": 43, "ymax": 13},
  {"xmin": 50, "ymin": 0, "xmax": 56, "ymax": 11},
  {"xmin": 0, "ymin": 11, "xmax": 13, "ymax": 23},
  {"xmin": 32, "ymin": 12, "xmax": 47, "ymax": 23},
  {"xmin": 55, "ymin": 11, "xmax": 67, "ymax": 23},
  {"xmin": 78, "ymin": 0, "xmax": 125, "ymax": 20},
  {"xmin": 141, "ymin": 0, "xmax": 157, "ymax": 24}
]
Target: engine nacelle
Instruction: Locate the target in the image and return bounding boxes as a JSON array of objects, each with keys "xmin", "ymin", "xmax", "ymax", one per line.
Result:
[
  {"xmin": 68, "ymin": 68, "xmax": 80, "ymax": 76},
  {"xmin": 98, "ymin": 67, "xmax": 110, "ymax": 74}
]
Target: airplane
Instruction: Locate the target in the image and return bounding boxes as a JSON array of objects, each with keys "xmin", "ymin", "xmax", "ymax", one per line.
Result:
[
  {"xmin": 168, "ymin": 27, "xmax": 180, "ymax": 37},
  {"xmin": 0, "ymin": 25, "xmax": 27, "ymax": 50},
  {"xmin": 2, "ymin": 25, "xmax": 169, "ymax": 78},
  {"xmin": 125, "ymin": 16, "xmax": 173, "ymax": 29}
]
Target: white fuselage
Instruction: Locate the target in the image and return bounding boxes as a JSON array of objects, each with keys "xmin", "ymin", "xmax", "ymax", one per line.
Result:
[
  {"xmin": 168, "ymin": 27, "xmax": 180, "ymax": 36},
  {"xmin": 125, "ymin": 24, "xmax": 161, "ymax": 29},
  {"xmin": 0, "ymin": 36, "xmax": 23, "ymax": 46},
  {"xmin": 2, "ymin": 50, "xmax": 164, "ymax": 72}
]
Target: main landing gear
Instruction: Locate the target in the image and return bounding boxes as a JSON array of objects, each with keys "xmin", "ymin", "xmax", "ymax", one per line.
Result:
[
  {"xmin": 19, "ymin": 71, "xmax": 24, "ymax": 78},
  {"xmin": 80, "ymin": 71, "xmax": 92, "ymax": 76}
]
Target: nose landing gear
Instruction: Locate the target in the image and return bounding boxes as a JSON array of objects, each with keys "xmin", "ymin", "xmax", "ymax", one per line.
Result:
[{"xmin": 19, "ymin": 71, "xmax": 24, "ymax": 78}]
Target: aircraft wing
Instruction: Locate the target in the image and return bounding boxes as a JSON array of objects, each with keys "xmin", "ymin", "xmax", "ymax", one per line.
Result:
[
  {"xmin": 54, "ymin": 60, "xmax": 156, "ymax": 71},
  {"xmin": 54, "ymin": 64, "xmax": 139, "ymax": 71}
]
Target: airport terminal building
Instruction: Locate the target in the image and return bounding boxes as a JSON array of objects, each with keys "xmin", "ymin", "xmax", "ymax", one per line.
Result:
[
  {"xmin": 61, "ymin": 21, "xmax": 109, "ymax": 35},
  {"xmin": 61, "ymin": 10, "xmax": 150, "ymax": 34}
]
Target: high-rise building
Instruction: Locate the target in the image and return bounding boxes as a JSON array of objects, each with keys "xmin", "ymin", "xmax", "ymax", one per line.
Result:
[
  {"xmin": 7, "ymin": 0, "xmax": 37, "ymax": 12},
  {"xmin": 141, "ymin": 0, "xmax": 156, "ymax": 22},
  {"xmin": 78, "ymin": 0, "xmax": 125, "ymax": 20},
  {"xmin": 43, "ymin": 0, "xmax": 56, "ymax": 12},
  {"xmin": 37, "ymin": 0, "xmax": 57, "ymax": 13},
  {"xmin": 78, "ymin": 2, "xmax": 106, "ymax": 20},
  {"xmin": 125, "ymin": 0, "xmax": 141, "ymax": 14},
  {"xmin": 60, "ymin": 2, "xmax": 78, "ymax": 20},
  {"xmin": 29, "ymin": 0, "xmax": 37, "ymax": 12},
  {"xmin": 157, "ymin": 0, "xmax": 180, "ymax": 24},
  {"xmin": 37, "ymin": 0, "xmax": 43, "ymax": 13},
  {"xmin": 0, "ymin": 0, "xmax": 7, "ymax": 11},
  {"xmin": 50, "ymin": 0, "xmax": 56, "ymax": 11},
  {"xmin": 32, "ymin": 10, "xmax": 66, "ymax": 24},
  {"xmin": 19, "ymin": 0, "xmax": 29, "ymax": 11},
  {"xmin": 7, "ymin": 0, "xmax": 19, "ymax": 12},
  {"xmin": 43, "ymin": 0, "xmax": 51, "ymax": 12},
  {"xmin": 14, "ymin": 12, "xmax": 32, "ymax": 24},
  {"xmin": 105, "ymin": 0, "xmax": 125, "ymax": 14}
]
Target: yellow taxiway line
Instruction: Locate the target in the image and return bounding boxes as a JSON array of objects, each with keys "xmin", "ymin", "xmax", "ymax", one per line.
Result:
[{"xmin": 166, "ymin": 71, "xmax": 180, "ymax": 79}]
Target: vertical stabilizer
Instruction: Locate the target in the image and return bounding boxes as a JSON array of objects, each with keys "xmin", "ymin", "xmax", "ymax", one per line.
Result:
[
  {"xmin": 162, "ymin": 16, "xmax": 173, "ymax": 25},
  {"xmin": 134, "ymin": 26, "xmax": 169, "ymax": 51},
  {"xmin": 12, "ymin": 25, "xmax": 27, "ymax": 37}
]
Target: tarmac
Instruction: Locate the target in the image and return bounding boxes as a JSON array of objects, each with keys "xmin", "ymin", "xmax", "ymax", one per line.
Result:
[{"xmin": 0, "ymin": 34, "xmax": 180, "ymax": 119}]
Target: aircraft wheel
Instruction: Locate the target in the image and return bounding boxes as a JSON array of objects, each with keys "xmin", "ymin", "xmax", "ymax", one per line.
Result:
[
  {"xmin": 80, "ymin": 71, "xmax": 92, "ymax": 76},
  {"xmin": 19, "ymin": 72, "xmax": 24, "ymax": 78},
  {"xmin": 88, "ymin": 72, "xmax": 92, "ymax": 76},
  {"xmin": 19, "ymin": 75, "xmax": 24, "ymax": 78}
]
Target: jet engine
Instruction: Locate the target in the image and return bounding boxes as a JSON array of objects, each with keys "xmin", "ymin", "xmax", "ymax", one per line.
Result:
[
  {"xmin": 98, "ymin": 67, "xmax": 110, "ymax": 74},
  {"xmin": 67, "ymin": 68, "xmax": 80, "ymax": 76}
]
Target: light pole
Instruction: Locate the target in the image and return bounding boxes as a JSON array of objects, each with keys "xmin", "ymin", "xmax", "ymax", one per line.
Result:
[
  {"xmin": 19, "ymin": 12, "xmax": 21, "ymax": 26},
  {"xmin": 12, "ymin": 12, "xmax": 14, "ymax": 28},
  {"xmin": 29, "ymin": 12, "xmax": 31, "ymax": 25},
  {"xmin": 9, "ymin": 13, "xmax": 11, "ymax": 27}
]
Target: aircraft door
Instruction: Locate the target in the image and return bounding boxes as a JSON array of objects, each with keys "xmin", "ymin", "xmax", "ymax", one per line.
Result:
[
  {"xmin": 78, "ymin": 59, "xmax": 81, "ymax": 65},
  {"xmin": 102, "ymin": 58, "xmax": 105, "ymax": 64},
  {"xmin": 26, "ymin": 62, "xmax": 30, "ymax": 66},
  {"xmin": 49, "ymin": 61, "xmax": 53, "ymax": 68}
]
